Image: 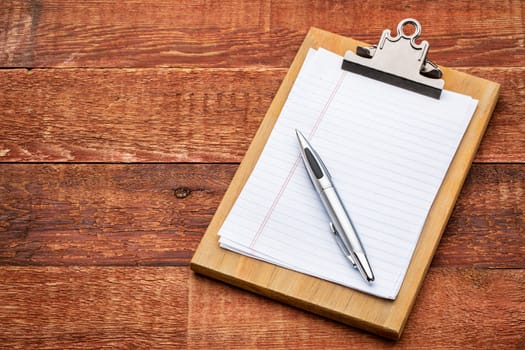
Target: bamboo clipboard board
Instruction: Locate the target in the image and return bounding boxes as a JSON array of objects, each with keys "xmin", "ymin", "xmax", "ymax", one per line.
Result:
[{"xmin": 190, "ymin": 27, "xmax": 500, "ymax": 339}]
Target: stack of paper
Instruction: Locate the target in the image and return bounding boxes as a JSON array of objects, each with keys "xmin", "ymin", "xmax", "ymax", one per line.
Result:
[{"xmin": 218, "ymin": 48, "xmax": 478, "ymax": 300}]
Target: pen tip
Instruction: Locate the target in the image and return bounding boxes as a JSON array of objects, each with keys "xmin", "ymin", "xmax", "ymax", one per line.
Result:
[
  {"xmin": 366, "ymin": 270, "xmax": 375, "ymax": 282},
  {"xmin": 354, "ymin": 251, "xmax": 375, "ymax": 283},
  {"xmin": 295, "ymin": 129, "xmax": 306, "ymax": 142}
]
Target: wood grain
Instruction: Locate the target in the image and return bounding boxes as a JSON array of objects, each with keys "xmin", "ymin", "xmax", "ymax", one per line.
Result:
[
  {"xmin": 0, "ymin": 164, "xmax": 522, "ymax": 267},
  {"xmin": 461, "ymin": 67, "xmax": 525, "ymax": 163},
  {"xmin": 188, "ymin": 269, "xmax": 524, "ymax": 348},
  {"xmin": 0, "ymin": 267, "xmax": 189, "ymax": 349},
  {"xmin": 0, "ymin": 67, "xmax": 522, "ymax": 163},
  {"xmin": 0, "ymin": 69, "xmax": 279, "ymax": 163},
  {"xmin": 1, "ymin": 1, "xmax": 523, "ymax": 68},
  {"xmin": 0, "ymin": 0, "xmax": 523, "ymax": 346},
  {"xmin": 437, "ymin": 163, "xmax": 524, "ymax": 268},
  {"xmin": 0, "ymin": 164, "xmax": 235, "ymax": 266},
  {"xmin": 0, "ymin": 266, "xmax": 522, "ymax": 348}
]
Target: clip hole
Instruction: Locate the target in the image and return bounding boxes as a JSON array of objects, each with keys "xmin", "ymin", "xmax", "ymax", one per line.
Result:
[
  {"xmin": 401, "ymin": 23, "xmax": 416, "ymax": 36},
  {"xmin": 397, "ymin": 18, "xmax": 421, "ymax": 39}
]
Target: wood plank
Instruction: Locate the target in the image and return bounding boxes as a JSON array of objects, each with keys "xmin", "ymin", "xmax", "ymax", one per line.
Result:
[
  {"xmin": 0, "ymin": 267, "xmax": 522, "ymax": 348},
  {"xmin": 0, "ymin": 267, "xmax": 189, "ymax": 348},
  {"xmin": 461, "ymin": 67, "xmax": 525, "ymax": 163},
  {"xmin": 0, "ymin": 67, "xmax": 522, "ymax": 163},
  {"xmin": 0, "ymin": 68, "xmax": 279, "ymax": 163},
  {"xmin": 0, "ymin": 164, "xmax": 522, "ymax": 269},
  {"xmin": 437, "ymin": 163, "xmax": 525, "ymax": 267},
  {"xmin": 0, "ymin": 164, "xmax": 235, "ymax": 266},
  {"xmin": 188, "ymin": 268, "xmax": 525, "ymax": 348},
  {"xmin": 1, "ymin": 1, "xmax": 523, "ymax": 68}
]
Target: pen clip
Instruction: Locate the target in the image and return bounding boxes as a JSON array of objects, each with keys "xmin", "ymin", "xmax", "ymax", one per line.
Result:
[{"xmin": 330, "ymin": 222, "xmax": 357, "ymax": 268}]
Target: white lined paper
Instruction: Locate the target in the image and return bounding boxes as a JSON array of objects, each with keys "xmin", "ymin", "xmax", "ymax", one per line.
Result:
[{"xmin": 218, "ymin": 48, "xmax": 478, "ymax": 299}]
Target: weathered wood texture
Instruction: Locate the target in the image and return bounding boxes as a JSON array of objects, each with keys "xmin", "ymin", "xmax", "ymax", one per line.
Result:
[
  {"xmin": 190, "ymin": 269, "xmax": 525, "ymax": 348},
  {"xmin": 0, "ymin": 69, "xmax": 276, "ymax": 163},
  {"xmin": 1, "ymin": 1, "xmax": 524, "ymax": 68},
  {"xmin": 0, "ymin": 164, "xmax": 234, "ymax": 266},
  {"xmin": 0, "ymin": 267, "xmax": 189, "ymax": 349},
  {"xmin": 0, "ymin": 0, "xmax": 523, "ymax": 347},
  {"xmin": 437, "ymin": 163, "xmax": 524, "ymax": 268},
  {"xmin": 0, "ymin": 267, "xmax": 523, "ymax": 349},
  {"xmin": 1, "ymin": 164, "xmax": 523, "ymax": 267},
  {"xmin": 0, "ymin": 67, "xmax": 523, "ymax": 163}
]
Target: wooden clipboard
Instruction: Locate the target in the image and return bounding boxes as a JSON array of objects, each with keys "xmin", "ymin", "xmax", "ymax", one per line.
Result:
[{"xmin": 190, "ymin": 27, "xmax": 500, "ymax": 339}]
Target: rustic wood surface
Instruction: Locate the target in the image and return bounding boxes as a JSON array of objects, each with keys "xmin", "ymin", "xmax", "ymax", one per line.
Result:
[
  {"xmin": 0, "ymin": 164, "xmax": 522, "ymax": 268},
  {"xmin": 0, "ymin": 0, "xmax": 523, "ymax": 348},
  {"xmin": 0, "ymin": 68, "xmax": 523, "ymax": 163},
  {"xmin": 0, "ymin": 267, "xmax": 523, "ymax": 349},
  {"xmin": 1, "ymin": 1, "xmax": 524, "ymax": 68}
]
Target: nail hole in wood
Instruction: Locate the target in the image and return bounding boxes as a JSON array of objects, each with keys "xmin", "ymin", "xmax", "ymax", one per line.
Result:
[{"xmin": 173, "ymin": 187, "xmax": 192, "ymax": 199}]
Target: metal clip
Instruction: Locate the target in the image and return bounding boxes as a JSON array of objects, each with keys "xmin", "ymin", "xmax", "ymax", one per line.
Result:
[
  {"xmin": 342, "ymin": 18, "xmax": 444, "ymax": 99},
  {"xmin": 329, "ymin": 222, "xmax": 357, "ymax": 268}
]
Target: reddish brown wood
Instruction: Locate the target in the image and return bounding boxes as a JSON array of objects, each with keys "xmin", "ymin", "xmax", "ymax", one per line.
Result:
[
  {"xmin": 460, "ymin": 67, "xmax": 525, "ymax": 163},
  {"xmin": 436, "ymin": 164, "xmax": 525, "ymax": 267},
  {"xmin": 0, "ymin": 164, "xmax": 522, "ymax": 267},
  {"xmin": 0, "ymin": 1, "xmax": 523, "ymax": 347},
  {"xmin": 0, "ymin": 164, "xmax": 235, "ymax": 266},
  {"xmin": 0, "ymin": 267, "xmax": 189, "ymax": 348},
  {"xmin": 0, "ymin": 1, "xmax": 523, "ymax": 68},
  {"xmin": 1, "ymin": 266, "xmax": 522, "ymax": 348},
  {"xmin": 188, "ymin": 268, "xmax": 525, "ymax": 348},
  {"xmin": 0, "ymin": 68, "xmax": 280, "ymax": 163},
  {"xmin": 0, "ymin": 68, "xmax": 522, "ymax": 163}
]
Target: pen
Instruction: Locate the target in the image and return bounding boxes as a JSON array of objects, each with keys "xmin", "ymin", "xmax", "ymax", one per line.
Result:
[{"xmin": 295, "ymin": 130, "xmax": 375, "ymax": 282}]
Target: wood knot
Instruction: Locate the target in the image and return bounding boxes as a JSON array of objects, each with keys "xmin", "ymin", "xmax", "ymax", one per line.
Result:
[{"xmin": 173, "ymin": 187, "xmax": 192, "ymax": 199}]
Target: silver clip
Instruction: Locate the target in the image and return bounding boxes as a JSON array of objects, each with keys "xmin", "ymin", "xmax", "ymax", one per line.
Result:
[
  {"xmin": 342, "ymin": 18, "xmax": 444, "ymax": 99},
  {"xmin": 329, "ymin": 222, "xmax": 357, "ymax": 268}
]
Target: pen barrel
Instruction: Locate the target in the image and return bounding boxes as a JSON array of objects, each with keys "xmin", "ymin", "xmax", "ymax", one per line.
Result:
[
  {"xmin": 319, "ymin": 186, "xmax": 366, "ymax": 256},
  {"xmin": 320, "ymin": 186, "xmax": 374, "ymax": 281}
]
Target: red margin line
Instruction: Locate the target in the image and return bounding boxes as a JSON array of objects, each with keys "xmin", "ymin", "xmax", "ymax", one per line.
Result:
[{"xmin": 249, "ymin": 71, "xmax": 347, "ymax": 249}]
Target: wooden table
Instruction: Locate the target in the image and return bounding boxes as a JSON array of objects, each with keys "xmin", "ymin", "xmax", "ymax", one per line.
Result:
[{"xmin": 1, "ymin": 1, "xmax": 523, "ymax": 348}]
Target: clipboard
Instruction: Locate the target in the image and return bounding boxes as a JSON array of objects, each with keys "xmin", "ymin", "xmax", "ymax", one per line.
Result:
[{"xmin": 190, "ymin": 21, "xmax": 500, "ymax": 339}]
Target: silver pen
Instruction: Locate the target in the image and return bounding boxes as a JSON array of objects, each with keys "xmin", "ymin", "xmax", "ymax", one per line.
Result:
[{"xmin": 296, "ymin": 130, "xmax": 375, "ymax": 282}]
